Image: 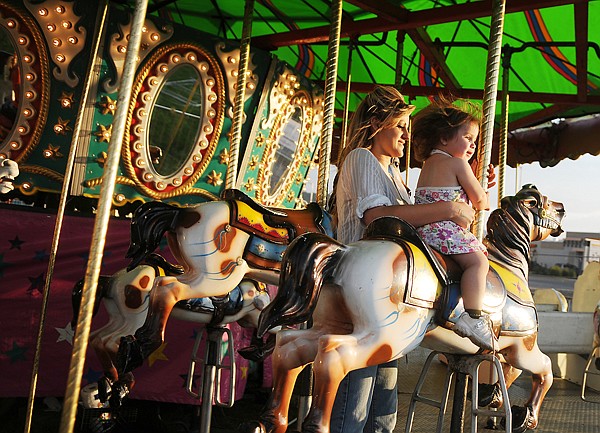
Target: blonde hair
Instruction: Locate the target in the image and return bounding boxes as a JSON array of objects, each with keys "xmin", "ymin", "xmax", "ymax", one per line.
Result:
[
  {"xmin": 328, "ymin": 86, "xmax": 414, "ymax": 214},
  {"xmin": 412, "ymin": 98, "xmax": 482, "ymax": 163},
  {"xmin": 336, "ymin": 85, "xmax": 415, "ymax": 169}
]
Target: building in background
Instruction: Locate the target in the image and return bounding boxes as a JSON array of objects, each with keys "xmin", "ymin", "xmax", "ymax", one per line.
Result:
[{"xmin": 532, "ymin": 232, "xmax": 600, "ymax": 274}]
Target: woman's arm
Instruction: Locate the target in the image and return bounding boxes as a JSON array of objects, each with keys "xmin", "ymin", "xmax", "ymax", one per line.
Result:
[{"xmin": 363, "ymin": 200, "xmax": 475, "ymax": 229}]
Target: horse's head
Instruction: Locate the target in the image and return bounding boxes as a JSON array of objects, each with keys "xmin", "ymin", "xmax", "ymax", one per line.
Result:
[
  {"xmin": 0, "ymin": 157, "xmax": 18, "ymax": 194},
  {"xmin": 500, "ymin": 184, "xmax": 565, "ymax": 242}
]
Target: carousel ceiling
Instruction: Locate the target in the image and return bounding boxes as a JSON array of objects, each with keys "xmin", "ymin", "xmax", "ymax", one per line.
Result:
[{"xmin": 143, "ymin": 0, "xmax": 600, "ymax": 167}]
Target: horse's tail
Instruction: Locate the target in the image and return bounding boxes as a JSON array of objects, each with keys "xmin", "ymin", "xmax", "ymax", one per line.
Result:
[
  {"xmin": 71, "ymin": 275, "xmax": 111, "ymax": 328},
  {"xmin": 126, "ymin": 201, "xmax": 183, "ymax": 271},
  {"xmin": 257, "ymin": 232, "xmax": 344, "ymax": 337}
]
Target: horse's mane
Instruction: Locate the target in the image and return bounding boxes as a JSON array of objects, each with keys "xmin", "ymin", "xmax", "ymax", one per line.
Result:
[{"xmin": 484, "ymin": 194, "xmax": 533, "ymax": 281}]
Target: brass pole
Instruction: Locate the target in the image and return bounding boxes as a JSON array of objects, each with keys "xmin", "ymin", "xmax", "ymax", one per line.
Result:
[
  {"xmin": 498, "ymin": 49, "xmax": 511, "ymax": 207},
  {"xmin": 395, "ymin": 32, "xmax": 412, "ymax": 186},
  {"xmin": 317, "ymin": 0, "xmax": 343, "ymax": 207},
  {"xmin": 226, "ymin": 0, "xmax": 254, "ymax": 190},
  {"xmin": 58, "ymin": 1, "xmax": 148, "ymax": 432},
  {"xmin": 340, "ymin": 39, "xmax": 354, "ymax": 153},
  {"xmin": 23, "ymin": 3, "xmax": 110, "ymax": 433},
  {"xmin": 472, "ymin": 0, "xmax": 506, "ymax": 240}
]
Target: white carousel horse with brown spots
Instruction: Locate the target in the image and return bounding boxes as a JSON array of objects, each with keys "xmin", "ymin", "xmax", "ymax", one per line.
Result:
[
  {"xmin": 0, "ymin": 157, "xmax": 18, "ymax": 194},
  {"xmin": 72, "ymin": 253, "xmax": 274, "ymax": 405},
  {"xmin": 115, "ymin": 189, "xmax": 333, "ymax": 378},
  {"xmin": 242, "ymin": 184, "xmax": 565, "ymax": 433}
]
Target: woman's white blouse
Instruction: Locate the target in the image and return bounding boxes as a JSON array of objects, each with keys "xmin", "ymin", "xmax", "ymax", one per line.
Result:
[{"xmin": 336, "ymin": 148, "xmax": 412, "ymax": 244}]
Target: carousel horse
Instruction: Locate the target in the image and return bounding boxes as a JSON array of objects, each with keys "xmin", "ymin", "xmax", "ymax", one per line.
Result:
[
  {"xmin": 71, "ymin": 253, "xmax": 274, "ymax": 406},
  {"xmin": 116, "ymin": 188, "xmax": 333, "ymax": 377},
  {"xmin": 0, "ymin": 157, "xmax": 18, "ymax": 193},
  {"xmin": 243, "ymin": 184, "xmax": 565, "ymax": 433}
]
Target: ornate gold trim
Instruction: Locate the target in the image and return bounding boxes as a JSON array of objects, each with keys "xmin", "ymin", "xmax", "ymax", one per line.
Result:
[
  {"xmin": 255, "ymin": 88, "xmax": 316, "ymax": 206},
  {"xmin": 0, "ymin": 2, "xmax": 50, "ymax": 162},
  {"xmin": 121, "ymin": 42, "xmax": 226, "ymax": 200}
]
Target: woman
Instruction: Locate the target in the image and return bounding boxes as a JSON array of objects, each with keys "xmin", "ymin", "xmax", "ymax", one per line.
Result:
[{"xmin": 330, "ymin": 86, "xmax": 494, "ymax": 433}]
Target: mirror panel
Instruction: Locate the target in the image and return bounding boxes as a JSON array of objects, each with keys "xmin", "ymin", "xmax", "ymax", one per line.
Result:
[
  {"xmin": 148, "ymin": 64, "xmax": 204, "ymax": 177},
  {"xmin": 122, "ymin": 43, "xmax": 225, "ymax": 199},
  {"xmin": 0, "ymin": 3, "xmax": 50, "ymax": 160}
]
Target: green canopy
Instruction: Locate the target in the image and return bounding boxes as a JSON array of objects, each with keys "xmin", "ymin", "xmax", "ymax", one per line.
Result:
[{"xmin": 149, "ymin": 0, "xmax": 600, "ymax": 166}]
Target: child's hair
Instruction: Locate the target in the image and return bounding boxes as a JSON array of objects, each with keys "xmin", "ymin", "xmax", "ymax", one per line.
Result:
[
  {"xmin": 328, "ymin": 86, "xmax": 415, "ymax": 215},
  {"xmin": 412, "ymin": 98, "xmax": 482, "ymax": 163}
]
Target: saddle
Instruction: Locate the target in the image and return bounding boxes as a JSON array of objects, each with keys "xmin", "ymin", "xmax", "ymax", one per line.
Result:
[
  {"xmin": 221, "ymin": 189, "xmax": 334, "ymax": 271},
  {"xmin": 364, "ymin": 217, "xmax": 537, "ymax": 336}
]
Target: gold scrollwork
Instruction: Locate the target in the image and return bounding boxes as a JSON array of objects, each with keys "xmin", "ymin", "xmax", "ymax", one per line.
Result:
[
  {"xmin": 121, "ymin": 42, "xmax": 225, "ymax": 199},
  {"xmin": 0, "ymin": 2, "xmax": 50, "ymax": 161},
  {"xmin": 255, "ymin": 88, "xmax": 315, "ymax": 206}
]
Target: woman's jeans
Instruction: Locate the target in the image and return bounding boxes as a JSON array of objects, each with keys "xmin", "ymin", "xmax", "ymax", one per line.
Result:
[{"xmin": 330, "ymin": 360, "xmax": 398, "ymax": 433}]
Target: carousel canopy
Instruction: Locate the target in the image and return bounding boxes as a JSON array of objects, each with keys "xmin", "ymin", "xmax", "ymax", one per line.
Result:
[{"xmin": 141, "ymin": 0, "xmax": 600, "ymax": 167}]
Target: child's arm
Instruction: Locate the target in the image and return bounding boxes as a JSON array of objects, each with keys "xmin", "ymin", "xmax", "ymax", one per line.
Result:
[{"xmin": 455, "ymin": 158, "xmax": 489, "ymax": 211}]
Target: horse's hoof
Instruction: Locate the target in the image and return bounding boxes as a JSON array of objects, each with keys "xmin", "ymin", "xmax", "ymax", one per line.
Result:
[
  {"xmin": 97, "ymin": 376, "xmax": 113, "ymax": 403},
  {"xmin": 116, "ymin": 335, "xmax": 144, "ymax": 375},
  {"xmin": 108, "ymin": 380, "xmax": 131, "ymax": 410},
  {"xmin": 479, "ymin": 383, "xmax": 503, "ymax": 408},
  {"xmin": 501, "ymin": 405, "xmax": 534, "ymax": 433},
  {"xmin": 237, "ymin": 420, "xmax": 268, "ymax": 433}
]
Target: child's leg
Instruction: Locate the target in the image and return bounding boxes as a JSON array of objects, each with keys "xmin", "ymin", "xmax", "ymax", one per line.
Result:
[{"xmin": 452, "ymin": 251, "xmax": 489, "ymax": 313}]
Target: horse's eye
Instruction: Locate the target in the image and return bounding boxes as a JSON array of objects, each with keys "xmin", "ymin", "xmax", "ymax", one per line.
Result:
[{"xmin": 523, "ymin": 199, "xmax": 538, "ymax": 208}]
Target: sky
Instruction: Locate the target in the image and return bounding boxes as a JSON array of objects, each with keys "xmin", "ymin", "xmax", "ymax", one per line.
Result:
[
  {"xmin": 404, "ymin": 153, "xmax": 600, "ymax": 237},
  {"xmin": 306, "ymin": 153, "xmax": 599, "ymax": 238}
]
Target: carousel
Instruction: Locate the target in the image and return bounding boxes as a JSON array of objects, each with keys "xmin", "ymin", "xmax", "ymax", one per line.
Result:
[{"xmin": 1, "ymin": 1, "xmax": 599, "ymax": 433}]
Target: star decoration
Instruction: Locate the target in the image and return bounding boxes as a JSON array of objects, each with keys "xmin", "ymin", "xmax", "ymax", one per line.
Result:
[
  {"xmin": 34, "ymin": 249, "xmax": 50, "ymax": 261},
  {"xmin": 207, "ymin": 170, "xmax": 223, "ymax": 186},
  {"xmin": 58, "ymin": 91, "xmax": 75, "ymax": 108},
  {"xmin": 301, "ymin": 154, "xmax": 312, "ymax": 166},
  {"xmin": 248, "ymin": 155, "xmax": 259, "ymax": 171},
  {"xmin": 28, "ymin": 273, "xmax": 45, "ymax": 295},
  {"xmin": 256, "ymin": 244, "xmax": 266, "ymax": 253},
  {"xmin": 95, "ymin": 151, "xmax": 108, "ymax": 167},
  {"xmin": 240, "ymin": 366, "xmax": 248, "ymax": 380},
  {"xmin": 9, "ymin": 236, "xmax": 25, "ymax": 250},
  {"xmin": 55, "ymin": 322, "xmax": 74, "ymax": 344},
  {"xmin": 94, "ymin": 124, "xmax": 112, "ymax": 143},
  {"xmin": 83, "ymin": 367, "xmax": 103, "ymax": 385},
  {"xmin": 42, "ymin": 144, "xmax": 63, "ymax": 159},
  {"xmin": 294, "ymin": 173, "xmax": 304, "ymax": 185},
  {"xmin": 98, "ymin": 96, "xmax": 117, "ymax": 115},
  {"xmin": 53, "ymin": 117, "xmax": 72, "ymax": 135},
  {"xmin": 255, "ymin": 133, "xmax": 265, "ymax": 147},
  {"xmin": 0, "ymin": 253, "xmax": 14, "ymax": 278},
  {"xmin": 4, "ymin": 341, "xmax": 28, "ymax": 363},
  {"xmin": 219, "ymin": 148, "xmax": 230, "ymax": 165},
  {"xmin": 180, "ymin": 373, "xmax": 201, "ymax": 390},
  {"xmin": 287, "ymin": 190, "xmax": 296, "ymax": 203},
  {"xmin": 243, "ymin": 178, "xmax": 256, "ymax": 191},
  {"xmin": 148, "ymin": 342, "xmax": 169, "ymax": 367}
]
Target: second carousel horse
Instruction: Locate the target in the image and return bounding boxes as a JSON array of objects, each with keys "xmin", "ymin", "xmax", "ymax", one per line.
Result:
[{"xmin": 116, "ymin": 189, "xmax": 333, "ymax": 376}]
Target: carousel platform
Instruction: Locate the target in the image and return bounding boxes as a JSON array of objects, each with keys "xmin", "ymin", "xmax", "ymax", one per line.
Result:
[{"xmin": 4, "ymin": 346, "xmax": 599, "ymax": 432}]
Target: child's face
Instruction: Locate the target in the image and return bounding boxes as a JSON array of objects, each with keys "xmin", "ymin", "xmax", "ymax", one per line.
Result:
[{"xmin": 445, "ymin": 121, "xmax": 479, "ymax": 161}]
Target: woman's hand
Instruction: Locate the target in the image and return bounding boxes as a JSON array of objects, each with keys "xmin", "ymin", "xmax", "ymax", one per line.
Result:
[{"xmin": 451, "ymin": 202, "xmax": 476, "ymax": 228}]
